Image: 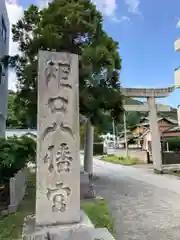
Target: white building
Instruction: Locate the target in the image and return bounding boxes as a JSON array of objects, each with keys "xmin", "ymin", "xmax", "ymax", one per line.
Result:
[
  {"xmin": 0, "ymin": 0, "xmax": 10, "ymax": 137},
  {"xmin": 5, "ymin": 129, "xmax": 37, "ymax": 139},
  {"xmin": 101, "ymin": 132, "xmax": 121, "ymax": 148}
]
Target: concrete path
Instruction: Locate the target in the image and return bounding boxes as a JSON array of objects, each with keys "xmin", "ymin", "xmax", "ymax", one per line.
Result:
[{"xmin": 81, "ymin": 156, "xmax": 180, "ymax": 240}]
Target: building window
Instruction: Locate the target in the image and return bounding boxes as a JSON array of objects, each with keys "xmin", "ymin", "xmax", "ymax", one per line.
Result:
[{"xmin": 1, "ymin": 17, "xmax": 6, "ymax": 43}]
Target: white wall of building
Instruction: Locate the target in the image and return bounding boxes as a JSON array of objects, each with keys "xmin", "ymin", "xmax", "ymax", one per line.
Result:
[
  {"xmin": 142, "ymin": 131, "xmax": 151, "ymax": 151},
  {"xmin": 0, "ymin": 0, "xmax": 10, "ymax": 137},
  {"xmin": 6, "ymin": 129, "xmax": 37, "ymax": 138}
]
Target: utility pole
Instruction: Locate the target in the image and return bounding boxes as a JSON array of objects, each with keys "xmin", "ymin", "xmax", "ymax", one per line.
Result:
[{"xmin": 123, "ymin": 111, "xmax": 128, "ymax": 158}]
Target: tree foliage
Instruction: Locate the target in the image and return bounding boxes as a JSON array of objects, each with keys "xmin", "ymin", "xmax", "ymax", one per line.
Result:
[
  {"xmin": 7, "ymin": 91, "xmax": 30, "ymax": 128},
  {"xmin": 164, "ymin": 137, "xmax": 180, "ymax": 152},
  {"xmin": 0, "ymin": 135, "xmax": 36, "ymax": 185},
  {"xmin": 5, "ymin": 0, "xmax": 123, "ymax": 127},
  {"xmin": 80, "ymin": 124, "xmax": 103, "ymax": 147}
]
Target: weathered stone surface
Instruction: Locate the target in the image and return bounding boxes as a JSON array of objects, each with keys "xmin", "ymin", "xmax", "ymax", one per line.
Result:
[
  {"xmin": 94, "ymin": 228, "xmax": 115, "ymax": 239},
  {"xmin": 22, "ymin": 211, "xmax": 95, "ymax": 240},
  {"xmin": 8, "ymin": 168, "xmax": 27, "ymax": 213},
  {"xmin": 36, "ymin": 51, "xmax": 80, "ymax": 226},
  {"xmin": 80, "ymin": 172, "xmax": 96, "ymax": 199},
  {"xmin": 81, "ymin": 172, "xmax": 89, "ymax": 185},
  {"xmin": 23, "ymin": 225, "xmax": 115, "ymax": 240},
  {"xmin": 0, "ymin": 209, "xmax": 8, "ymax": 217},
  {"xmin": 81, "ymin": 183, "xmax": 96, "ymax": 199}
]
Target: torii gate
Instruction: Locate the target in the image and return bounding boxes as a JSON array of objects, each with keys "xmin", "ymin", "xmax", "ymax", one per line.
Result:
[
  {"xmin": 120, "ymin": 38, "xmax": 180, "ymax": 173},
  {"xmin": 83, "ymin": 39, "xmax": 180, "ymax": 176},
  {"xmin": 122, "ymin": 87, "xmax": 174, "ymax": 173}
]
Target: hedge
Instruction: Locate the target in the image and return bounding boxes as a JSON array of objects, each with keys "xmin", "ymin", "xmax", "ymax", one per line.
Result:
[
  {"xmin": 0, "ymin": 135, "xmax": 36, "ymax": 185},
  {"xmin": 165, "ymin": 137, "xmax": 180, "ymax": 151},
  {"xmin": 93, "ymin": 143, "xmax": 104, "ymax": 156}
]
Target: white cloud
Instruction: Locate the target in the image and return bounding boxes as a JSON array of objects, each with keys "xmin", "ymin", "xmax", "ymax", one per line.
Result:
[
  {"xmin": 6, "ymin": 0, "xmax": 24, "ymax": 91},
  {"xmin": 92, "ymin": 0, "xmax": 131, "ymax": 24},
  {"xmin": 176, "ymin": 20, "xmax": 180, "ymax": 28},
  {"xmin": 92, "ymin": 0, "xmax": 117, "ymax": 17},
  {"xmin": 36, "ymin": 0, "xmax": 50, "ymax": 9},
  {"xmin": 112, "ymin": 15, "xmax": 130, "ymax": 23},
  {"xmin": 6, "ymin": 1, "xmax": 24, "ymax": 55},
  {"xmin": 125, "ymin": 0, "xmax": 140, "ymax": 14},
  {"xmin": 38, "ymin": 0, "xmax": 118, "ymax": 18}
]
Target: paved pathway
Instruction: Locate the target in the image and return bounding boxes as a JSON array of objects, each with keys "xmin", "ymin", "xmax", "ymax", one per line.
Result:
[{"xmin": 83, "ymin": 156, "xmax": 180, "ymax": 240}]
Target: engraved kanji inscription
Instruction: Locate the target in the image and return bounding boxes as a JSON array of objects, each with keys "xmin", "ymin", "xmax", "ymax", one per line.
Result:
[
  {"xmin": 42, "ymin": 122, "xmax": 57, "ymax": 140},
  {"xmin": 58, "ymin": 61, "xmax": 70, "ymax": 80},
  {"xmin": 43, "ymin": 145, "xmax": 54, "ymax": 173},
  {"xmin": 60, "ymin": 122, "xmax": 74, "ymax": 138},
  {"xmin": 57, "ymin": 60, "xmax": 71, "ymax": 89},
  {"xmin": 60, "ymin": 82, "xmax": 72, "ymax": 89},
  {"xmin": 46, "ymin": 182, "xmax": 71, "ymax": 212},
  {"xmin": 56, "ymin": 143, "xmax": 73, "ymax": 173},
  {"xmin": 45, "ymin": 55, "xmax": 72, "ymax": 89},
  {"xmin": 43, "ymin": 143, "xmax": 73, "ymax": 173},
  {"xmin": 42, "ymin": 122, "xmax": 74, "ymax": 141},
  {"xmin": 45, "ymin": 60, "xmax": 58, "ymax": 87},
  {"xmin": 48, "ymin": 96, "xmax": 68, "ymax": 114}
]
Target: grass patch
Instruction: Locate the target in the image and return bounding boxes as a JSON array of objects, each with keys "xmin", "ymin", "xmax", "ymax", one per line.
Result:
[
  {"xmin": 81, "ymin": 200, "xmax": 115, "ymax": 236},
  {"xmin": 168, "ymin": 171, "xmax": 180, "ymax": 177},
  {"xmin": 101, "ymin": 154, "xmax": 143, "ymax": 165},
  {"xmin": 0, "ymin": 171, "xmax": 35, "ymax": 239},
  {"xmin": 0, "ymin": 173, "xmax": 115, "ymax": 239}
]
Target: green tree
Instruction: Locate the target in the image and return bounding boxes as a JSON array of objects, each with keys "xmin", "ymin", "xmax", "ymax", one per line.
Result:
[
  {"xmin": 80, "ymin": 124, "xmax": 102, "ymax": 148},
  {"xmin": 5, "ymin": 0, "xmax": 123, "ymax": 127},
  {"xmin": 7, "ymin": 92, "xmax": 18, "ymax": 128},
  {"xmin": 7, "ymin": 91, "xmax": 29, "ymax": 128}
]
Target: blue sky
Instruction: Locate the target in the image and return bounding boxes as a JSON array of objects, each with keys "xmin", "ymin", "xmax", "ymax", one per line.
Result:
[{"xmin": 8, "ymin": 0, "xmax": 180, "ymax": 107}]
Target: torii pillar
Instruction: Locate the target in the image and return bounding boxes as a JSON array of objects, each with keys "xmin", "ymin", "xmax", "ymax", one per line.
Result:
[
  {"xmin": 122, "ymin": 87, "xmax": 174, "ymax": 173},
  {"xmin": 174, "ymin": 38, "xmax": 180, "ymax": 123}
]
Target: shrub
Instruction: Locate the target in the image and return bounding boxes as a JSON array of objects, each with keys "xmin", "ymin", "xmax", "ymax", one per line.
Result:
[
  {"xmin": 20, "ymin": 135, "xmax": 36, "ymax": 162},
  {"xmin": 165, "ymin": 137, "xmax": 180, "ymax": 151},
  {"xmin": 80, "ymin": 125, "xmax": 103, "ymax": 149},
  {"xmin": 93, "ymin": 143, "xmax": 103, "ymax": 156},
  {"xmin": 0, "ymin": 136, "xmax": 36, "ymax": 185}
]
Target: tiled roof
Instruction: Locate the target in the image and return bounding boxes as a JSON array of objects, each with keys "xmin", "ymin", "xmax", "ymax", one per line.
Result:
[
  {"xmin": 163, "ymin": 126, "xmax": 180, "ymax": 133},
  {"xmin": 135, "ymin": 117, "xmax": 177, "ymax": 127}
]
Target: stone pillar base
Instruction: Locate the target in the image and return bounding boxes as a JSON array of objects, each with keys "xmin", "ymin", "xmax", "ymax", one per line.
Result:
[
  {"xmin": 154, "ymin": 169, "xmax": 163, "ymax": 174},
  {"xmin": 80, "ymin": 171, "xmax": 96, "ymax": 200},
  {"xmin": 22, "ymin": 210, "xmax": 115, "ymax": 239}
]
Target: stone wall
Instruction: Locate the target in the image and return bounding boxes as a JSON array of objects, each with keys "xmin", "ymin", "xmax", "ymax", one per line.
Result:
[
  {"xmin": 8, "ymin": 168, "xmax": 27, "ymax": 213},
  {"xmin": 113, "ymin": 148, "xmax": 148, "ymax": 163},
  {"xmin": 162, "ymin": 152, "xmax": 180, "ymax": 165}
]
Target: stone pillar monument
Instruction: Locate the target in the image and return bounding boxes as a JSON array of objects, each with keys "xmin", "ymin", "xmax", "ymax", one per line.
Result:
[
  {"xmin": 23, "ymin": 50, "xmax": 115, "ymax": 239},
  {"xmin": 36, "ymin": 51, "xmax": 80, "ymax": 225}
]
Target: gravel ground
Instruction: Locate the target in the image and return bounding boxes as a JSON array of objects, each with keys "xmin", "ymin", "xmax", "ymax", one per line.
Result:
[{"xmin": 90, "ymin": 158, "xmax": 180, "ymax": 240}]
